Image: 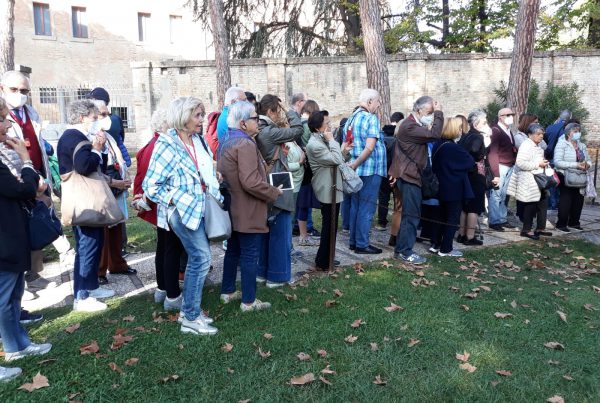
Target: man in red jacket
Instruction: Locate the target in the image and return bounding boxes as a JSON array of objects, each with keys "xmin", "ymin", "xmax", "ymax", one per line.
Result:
[{"xmin": 487, "ymin": 107, "xmax": 517, "ymax": 231}]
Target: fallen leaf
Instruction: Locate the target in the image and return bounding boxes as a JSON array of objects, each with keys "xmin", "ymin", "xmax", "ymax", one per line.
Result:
[
  {"xmin": 18, "ymin": 372, "xmax": 49, "ymax": 392},
  {"xmin": 563, "ymin": 374, "xmax": 574, "ymax": 381},
  {"xmin": 134, "ymin": 326, "xmax": 147, "ymax": 332},
  {"xmin": 65, "ymin": 323, "xmax": 81, "ymax": 334},
  {"xmin": 122, "ymin": 315, "xmax": 135, "ymax": 322},
  {"xmin": 178, "ymin": 344, "xmax": 184, "ymax": 350},
  {"xmin": 563, "ymin": 248, "xmax": 573, "ymax": 254},
  {"xmin": 221, "ymin": 343, "xmax": 233, "ymax": 353},
  {"xmin": 544, "ymin": 342, "xmax": 565, "ymax": 350},
  {"xmin": 238, "ymin": 400, "xmax": 251, "ymax": 403},
  {"xmin": 319, "ymin": 376, "xmax": 332, "ymax": 386},
  {"xmin": 108, "ymin": 362, "xmax": 123, "ymax": 374},
  {"xmin": 496, "ymin": 370, "xmax": 512, "ymax": 377},
  {"xmin": 37, "ymin": 358, "xmax": 58, "ymax": 365},
  {"xmin": 384, "ymin": 303, "xmax": 405, "ymax": 312},
  {"xmin": 547, "ymin": 395, "xmax": 564, "ymax": 403},
  {"xmin": 455, "ymin": 351, "xmax": 470, "ymax": 362},
  {"xmin": 263, "ymin": 333, "xmax": 273, "ymax": 339},
  {"xmin": 459, "ymin": 363, "xmax": 477, "ymax": 373},
  {"xmin": 227, "ymin": 368, "xmax": 235, "ymax": 374},
  {"xmin": 333, "ymin": 289, "xmax": 343, "ymax": 298},
  {"xmin": 111, "ymin": 334, "xmax": 134, "ymax": 350},
  {"xmin": 479, "ymin": 285, "xmax": 492, "ymax": 292},
  {"xmin": 548, "ymin": 360, "xmax": 560, "ymax": 365},
  {"xmin": 125, "ymin": 358, "xmax": 139, "ymax": 366},
  {"xmin": 344, "ymin": 335, "xmax": 358, "ymax": 343},
  {"xmin": 290, "ymin": 373, "xmax": 315, "ymax": 386},
  {"xmin": 373, "ymin": 375, "xmax": 387, "ymax": 385},
  {"xmin": 351, "ymin": 319, "xmax": 365, "ymax": 328},
  {"xmin": 381, "ymin": 261, "xmax": 393, "ymax": 268},
  {"xmin": 258, "ymin": 347, "xmax": 271, "ymax": 359},
  {"xmin": 80, "ymin": 340, "xmax": 99, "ymax": 355},
  {"xmin": 317, "ymin": 349, "xmax": 328, "ymax": 358},
  {"xmin": 370, "ymin": 343, "xmax": 379, "ymax": 351},
  {"xmin": 407, "ymin": 338, "xmax": 420, "ymax": 347},
  {"xmin": 324, "ymin": 300, "xmax": 337, "ymax": 308},
  {"xmin": 460, "ymin": 305, "xmax": 470, "ymax": 311},
  {"xmin": 593, "ymin": 285, "xmax": 600, "ymax": 294},
  {"xmin": 415, "ymin": 270, "xmax": 425, "ymax": 277},
  {"xmin": 494, "ymin": 312, "xmax": 513, "ymax": 319},
  {"xmin": 490, "ymin": 380, "xmax": 501, "ymax": 387},
  {"xmin": 284, "ymin": 293, "xmax": 297, "ymax": 301},
  {"xmin": 583, "ymin": 304, "xmax": 597, "ymax": 311},
  {"xmin": 556, "ymin": 311, "xmax": 567, "ymax": 323},
  {"xmin": 510, "ymin": 300, "xmax": 518, "ymax": 309},
  {"xmin": 296, "ymin": 352, "xmax": 311, "ymax": 361},
  {"xmin": 114, "ymin": 328, "xmax": 129, "ymax": 335},
  {"xmin": 321, "ymin": 365, "xmax": 336, "ymax": 375},
  {"xmin": 160, "ymin": 374, "xmax": 180, "ymax": 383},
  {"xmin": 464, "ymin": 292, "xmax": 478, "ymax": 299}
]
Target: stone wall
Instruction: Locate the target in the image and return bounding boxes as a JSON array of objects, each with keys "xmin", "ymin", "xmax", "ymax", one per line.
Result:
[{"xmin": 130, "ymin": 50, "xmax": 600, "ymax": 150}]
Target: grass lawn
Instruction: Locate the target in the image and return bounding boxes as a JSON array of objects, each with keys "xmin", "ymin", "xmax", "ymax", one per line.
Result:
[{"xmin": 6, "ymin": 238, "xmax": 599, "ymax": 401}]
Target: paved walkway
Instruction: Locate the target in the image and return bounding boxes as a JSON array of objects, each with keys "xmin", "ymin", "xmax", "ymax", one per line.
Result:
[{"xmin": 23, "ymin": 204, "xmax": 600, "ymax": 312}]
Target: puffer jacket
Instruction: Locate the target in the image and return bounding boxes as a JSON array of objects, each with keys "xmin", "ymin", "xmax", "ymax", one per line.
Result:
[
  {"xmin": 553, "ymin": 136, "xmax": 591, "ymax": 175},
  {"xmin": 507, "ymin": 138, "xmax": 544, "ymax": 203}
]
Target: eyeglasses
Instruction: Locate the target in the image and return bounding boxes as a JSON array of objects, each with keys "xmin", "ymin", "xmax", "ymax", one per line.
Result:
[
  {"xmin": 501, "ymin": 113, "xmax": 515, "ymax": 117},
  {"xmin": 8, "ymin": 87, "xmax": 30, "ymax": 95},
  {"xmin": 99, "ymin": 112, "xmax": 110, "ymax": 117},
  {"xmin": 246, "ymin": 116, "xmax": 259, "ymax": 122}
]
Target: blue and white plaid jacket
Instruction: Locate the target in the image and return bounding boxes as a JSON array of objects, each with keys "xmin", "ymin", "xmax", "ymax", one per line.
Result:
[{"xmin": 143, "ymin": 129, "xmax": 220, "ymax": 231}]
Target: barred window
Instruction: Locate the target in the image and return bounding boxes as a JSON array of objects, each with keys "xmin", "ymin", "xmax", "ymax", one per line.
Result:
[{"xmin": 39, "ymin": 87, "xmax": 57, "ymax": 104}]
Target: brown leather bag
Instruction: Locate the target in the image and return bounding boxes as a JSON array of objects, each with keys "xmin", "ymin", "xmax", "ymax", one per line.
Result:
[{"xmin": 60, "ymin": 141, "xmax": 125, "ymax": 227}]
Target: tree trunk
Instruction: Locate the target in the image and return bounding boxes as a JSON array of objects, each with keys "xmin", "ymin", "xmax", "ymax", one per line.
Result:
[
  {"xmin": 339, "ymin": 0, "xmax": 362, "ymax": 54},
  {"xmin": 359, "ymin": 0, "xmax": 391, "ymax": 125},
  {"xmin": 208, "ymin": 0, "xmax": 231, "ymax": 110},
  {"xmin": 506, "ymin": 0, "xmax": 541, "ymax": 121},
  {"xmin": 588, "ymin": 0, "xmax": 600, "ymax": 48},
  {"xmin": 0, "ymin": 0, "xmax": 15, "ymax": 75}
]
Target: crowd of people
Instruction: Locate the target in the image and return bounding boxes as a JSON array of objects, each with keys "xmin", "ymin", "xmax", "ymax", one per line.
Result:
[{"xmin": 0, "ymin": 70, "xmax": 596, "ymax": 380}]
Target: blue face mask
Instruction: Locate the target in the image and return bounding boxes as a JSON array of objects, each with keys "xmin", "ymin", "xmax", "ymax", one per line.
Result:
[{"xmin": 571, "ymin": 131, "xmax": 581, "ymax": 141}]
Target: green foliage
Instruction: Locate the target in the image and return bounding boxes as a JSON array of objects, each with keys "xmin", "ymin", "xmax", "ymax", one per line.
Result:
[
  {"xmin": 484, "ymin": 80, "xmax": 590, "ymax": 127},
  {"xmin": 536, "ymin": 0, "xmax": 599, "ymax": 50}
]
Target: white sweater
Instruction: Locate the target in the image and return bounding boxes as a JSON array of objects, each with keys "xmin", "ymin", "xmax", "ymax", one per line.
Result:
[{"xmin": 507, "ymin": 138, "xmax": 544, "ymax": 203}]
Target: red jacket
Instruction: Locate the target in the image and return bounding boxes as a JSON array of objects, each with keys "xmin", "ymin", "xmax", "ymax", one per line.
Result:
[
  {"xmin": 487, "ymin": 124, "xmax": 516, "ymax": 177},
  {"xmin": 133, "ymin": 132, "xmax": 159, "ymax": 225}
]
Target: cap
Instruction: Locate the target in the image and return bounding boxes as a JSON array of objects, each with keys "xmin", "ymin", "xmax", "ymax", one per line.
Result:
[{"xmin": 88, "ymin": 87, "xmax": 110, "ymax": 105}]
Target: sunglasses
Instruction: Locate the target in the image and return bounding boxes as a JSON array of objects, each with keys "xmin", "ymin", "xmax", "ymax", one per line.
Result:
[{"xmin": 9, "ymin": 87, "xmax": 30, "ymax": 95}]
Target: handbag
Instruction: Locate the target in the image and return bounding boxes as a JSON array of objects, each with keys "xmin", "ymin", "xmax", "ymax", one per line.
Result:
[
  {"xmin": 60, "ymin": 141, "xmax": 125, "ymax": 227},
  {"xmin": 484, "ymin": 164, "xmax": 496, "ymax": 190},
  {"xmin": 339, "ymin": 163, "xmax": 363, "ymax": 194},
  {"xmin": 564, "ymin": 168, "xmax": 587, "ymax": 188},
  {"xmin": 203, "ymin": 192, "xmax": 232, "ymax": 242},
  {"xmin": 534, "ymin": 168, "xmax": 559, "ymax": 191},
  {"xmin": 105, "ymin": 140, "xmax": 126, "ymax": 197},
  {"xmin": 24, "ymin": 200, "xmax": 63, "ymax": 251}
]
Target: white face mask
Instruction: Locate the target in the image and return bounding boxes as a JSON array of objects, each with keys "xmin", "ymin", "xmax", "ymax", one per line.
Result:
[
  {"xmin": 88, "ymin": 119, "xmax": 100, "ymax": 135},
  {"xmin": 98, "ymin": 116, "xmax": 112, "ymax": 131},
  {"xmin": 504, "ymin": 116, "xmax": 514, "ymax": 126},
  {"xmin": 420, "ymin": 114, "xmax": 434, "ymax": 126},
  {"xmin": 5, "ymin": 91, "xmax": 28, "ymax": 108}
]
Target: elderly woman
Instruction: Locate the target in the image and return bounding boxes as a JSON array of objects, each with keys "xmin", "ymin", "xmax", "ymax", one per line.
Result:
[
  {"xmin": 0, "ymin": 99, "xmax": 52, "ymax": 380},
  {"xmin": 431, "ymin": 117, "xmax": 475, "ymax": 257},
  {"xmin": 218, "ymin": 101, "xmax": 282, "ymax": 311},
  {"xmin": 306, "ymin": 110, "xmax": 346, "ymax": 271},
  {"xmin": 507, "ymin": 124, "xmax": 551, "ymax": 240},
  {"xmin": 133, "ymin": 109, "xmax": 185, "ymax": 309},
  {"xmin": 554, "ymin": 122, "xmax": 591, "ymax": 232},
  {"xmin": 57, "ymin": 100, "xmax": 124, "ymax": 312},
  {"xmin": 256, "ymin": 94, "xmax": 304, "ymax": 287},
  {"xmin": 143, "ymin": 97, "xmax": 220, "ymax": 335}
]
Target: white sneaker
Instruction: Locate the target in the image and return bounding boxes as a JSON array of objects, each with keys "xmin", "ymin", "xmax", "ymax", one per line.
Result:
[
  {"xmin": 428, "ymin": 246, "xmax": 440, "ymax": 254},
  {"xmin": 256, "ymin": 276, "xmax": 267, "ymax": 284},
  {"xmin": 4, "ymin": 343, "xmax": 52, "ymax": 362},
  {"xmin": 180, "ymin": 317, "xmax": 218, "ymax": 335},
  {"xmin": 60, "ymin": 248, "xmax": 76, "ymax": 267},
  {"xmin": 0, "ymin": 366, "xmax": 22, "ymax": 381},
  {"xmin": 222, "ymin": 240, "xmax": 228, "ymax": 250},
  {"xmin": 178, "ymin": 311, "xmax": 213, "ymax": 324},
  {"xmin": 438, "ymin": 250, "xmax": 464, "ymax": 257},
  {"xmin": 163, "ymin": 295, "xmax": 182, "ymax": 311},
  {"xmin": 220, "ymin": 290, "xmax": 242, "ymax": 304},
  {"xmin": 154, "ymin": 289, "xmax": 167, "ymax": 304},
  {"xmin": 266, "ymin": 281, "xmax": 286, "ymax": 288},
  {"xmin": 73, "ymin": 297, "xmax": 107, "ymax": 312},
  {"xmin": 89, "ymin": 287, "xmax": 115, "ymax": 299},
  {"xmin": 241, "ymin": 299, "xmax": 271, "ymax": 312}
]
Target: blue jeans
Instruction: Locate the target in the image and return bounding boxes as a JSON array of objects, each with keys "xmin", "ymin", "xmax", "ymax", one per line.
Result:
[
  {"xmin": 395, "ymin": 178, "xmax": 422, "ymax": 256},
  {"xmin": 341, "ymin": 194, "xmax": 351, "ymax": 230},
  {"xmin": 221, "ymin": 232, "xmax": 261, "ymax": 304},
  {"xmin": 168, "ymin": 210, "xmax": 211, "ymax": 322},
  {"xmin": 487, "ymin": 164, "xmax": 513, "ymax": 225},
  {"xmin": 73, "ymin": 225, "xmax": 104, "ymax": 300},
  {"xmin": 0, "ymin": 271, "xmax": 30, "ymax": 353},
  {"xmin": 349, "ymin": 175, "xmax": 382, "ymax": 248},
  {"xmin": 258, "ymin": 211, "xmax": 292, "ymax": 283}
]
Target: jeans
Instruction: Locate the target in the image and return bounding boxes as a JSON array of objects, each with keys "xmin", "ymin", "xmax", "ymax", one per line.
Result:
[
  {"xmin": 349, "ymin": 175, "xmax": 382, "ymax": 248},
  {"xmin": 73, "ymin": 226, "xmax": 104, "ymax": 300},
  {"xmin": 395, "ymin": 178, "xmax": 422, "ymax": 257},
  {"xmin": 221, "ymin": 231, "xmax": 262, "ymax": 303},
  {"xmin": 168, "ymin": 210, "xmax": 211, "ymax": 322},
  {"xmin": 487, "ymin": 164, "xmax": 513, "ymax": 225},
  {"xmin": 377, "ymin": 178, "xmax": 393, "ymax": 226},
  {"xmin": 156, "ymin": 227, "xmax": 184, "ymax": 299},
  {"xmin": 548, "ymin": 186, "xmax": 560, "ymax": 210},
  {"xmin": 258, "ymin": 211, "xmax": 292, "ymax": 283},
  {"xmin": 341, "ymin": 195, "xmax": 351, "ymax": 230},
  {"xmin": 0, "ymin": 271, "xmax": 30, "ymax": 353},
  {"xmin": 315, "ymin": 203, "xmax": 340, "ymax": 270},
  {"xmin": 438, "ymin": 200, "xmax": 463, "ymax": 253}
]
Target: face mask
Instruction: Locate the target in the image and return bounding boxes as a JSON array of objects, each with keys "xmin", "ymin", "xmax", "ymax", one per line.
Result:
[
  {"xmin": 504, "ymin": 116, "xmax": 514, "ymax": 126},
  {"xmin": 99, "ymin": 116, "xmax": 112, "ymax": 131},
  {"xmin": 571, "ymin": 132, "xmax": 581, "ymax": 141},
  {"xmin": 88, "ymin": 120, "xmax": 100, "ymax": 135},
  {"xmin": 420, "ymin": 114, "xmax": 434, "ymax": 126},
  {"xmin": 5, "ymin": 91, "xmax": 28, "ymax": 108}
]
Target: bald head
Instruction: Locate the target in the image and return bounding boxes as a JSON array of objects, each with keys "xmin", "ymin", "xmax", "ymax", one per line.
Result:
[{"xmin": 497, "ymin": 107, "xmax": 515, "ymax": 128}]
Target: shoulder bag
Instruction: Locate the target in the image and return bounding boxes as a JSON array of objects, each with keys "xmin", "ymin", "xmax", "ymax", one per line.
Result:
[
  {"xmin": 563, "ymin": 168, "xmax": 587, "ymax": 188},
  {"xmin": 534, "ymin": 168, "xmax": 560, "ymax": 191},
  {"xmin": 339, "ymin": 163, "xmax": 363, "ymax": 194},
  {"xmin": 23, "ymin": 200, "xmax": 63, "ymax": 250}
]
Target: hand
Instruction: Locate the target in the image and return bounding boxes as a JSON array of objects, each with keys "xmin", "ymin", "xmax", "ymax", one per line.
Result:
[
  {"xmin": 5, "ymin": 137, "xmax": 30, "ymax": 161},
  {"xmin": 216, "ymin": 171, "xmax": 223, "ymax": 184},
  {"xmin": 538, "ymin": 160, "xmax": 549, "ymax": 168},
  {"xmin": 276, "ymin": 184, "xmax": 283, "ymax": 195},
  {"xmin": 323, "ymin": 130, "xmax": 334, "ymax": 142},
  {"xmin": 348, "ymin": 161, "xmax": 357, "ymax": 171},
  {"xmin": 111, "ymin": 179, "xmax": 131, "ymax": 190},
  {"xmin": 92, "ymin": 131, "xmax": 106, "ymax": 151},
  {"xmin": 433, "ymin": 101, "xmax": 442, "ymax": 112},
  {"xmin": 341, "ymin": 141, "xmax": 353, "ymax": 156},
  {"xmin": 578, "ymin": 162, "xmax": 588, "ymax": 170},
  {"xmin": 492, "ymin": 177, "xmax": 500, "ymax": 186},
  {"xmin": 388, "ymin": 175, "xmax": 397, "ymax": 187},
  {"xmin": 36, "ymin": 179, "xmax": 48, "ymax": 194}
]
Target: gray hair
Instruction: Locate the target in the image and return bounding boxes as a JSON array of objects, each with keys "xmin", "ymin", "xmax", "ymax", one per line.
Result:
[
  {"xmin": 358, "ymin": 89, "xmax": 380, "ymax": 104},
  {"xmin": 412, "ymin": 96, "xmax": 433, "ymax": 112},
  {"xmin": 67, "ymin": 99, "xmax": 98, "ymax": 125},
  {"xmin": 559, "ymin": 110, "xmax": 572, "ymax": 121},
  {"xmin": 1, "ymin": 70, "xmax": 30, "ymax": 86},
  {"xmin": 227, "ymin": 101, "xmax": 257, "ymax": 129},
  {"xmin": 91, "ymin": 99, "xmax": 107, "ymax": 110},
  {"xmin": 467, "ymin": 109, "xmax": 487, "ymax": 128},
  {"xmin": 564, "ymin": 122, "xmax": 581, "ymax": 137},
  {"xmin": 290, "ymin": 92, "xmax": 306, "ymax": 105},
  {"xmin": 167, "ymin": 97, "xmax": 205, "ymax": 132},
  {"xmin": 224, "ymin": 87, "xmax": 245, "ymax": 106},
  {"xmin": 150, "ymin": 108, "xmax": 169, "ymax": 133}
]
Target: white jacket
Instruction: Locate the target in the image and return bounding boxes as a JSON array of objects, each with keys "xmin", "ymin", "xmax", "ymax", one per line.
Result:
[{"xmin": 507, "ymin": 138, "xmax": 544, "ymax": 203}]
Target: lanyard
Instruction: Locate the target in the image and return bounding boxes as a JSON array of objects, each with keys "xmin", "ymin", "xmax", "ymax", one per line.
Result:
[{"xmin": 182, "ymin": 138, "xmax": 199, "ymax": 171}]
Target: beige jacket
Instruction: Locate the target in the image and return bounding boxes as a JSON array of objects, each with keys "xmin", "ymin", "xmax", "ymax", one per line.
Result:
[
  {"xmin": 507, "ymin": 138, "xmax": 543, "ymax": 203},
  {"xmin": 306, "ymin": 134, "xmax": 344, "ymax": 204}
]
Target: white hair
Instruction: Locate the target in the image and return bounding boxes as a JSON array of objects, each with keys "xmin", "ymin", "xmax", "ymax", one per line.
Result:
[
  {"xmin": 150, "ymin": 108, "xmax": 169, "ymax": 133},
  {"xmin": 226, "ymin": 101, "xmax": 257, "ymax": 129},
  {"xmin": 358, "ymin": 89, "xmax": 380, "ymax": 104},
  {"xmin": 412, "ymin": 96, "xmax": 433, "ymax": 112},
  {"xmin": 1, "ymin": 70, "xmax": 30, "ymax": 86},
  {"xmin": 67, "ymin": 100, "xmax": 98, "ymax": 125},
  {"xmin": 91, "ymin": 99, "xmax": 107, "ymax": 110},
  {"xmin": 467, "ymin": 109, "xmax": 487, "ymax": 128},
  {"xmin": 224, "ymin": 87, "xmax": 245, "ymax": 106},
  {"xmin": 167, "ymin": 97, "xmax": 205, "ymax": 131}
]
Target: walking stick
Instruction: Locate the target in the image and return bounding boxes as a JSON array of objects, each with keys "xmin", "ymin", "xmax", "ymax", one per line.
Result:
[
  {"xmin": 593, "ymin": 149, "xmax": 599, "ymax": 204},
  {"xmin": 328, "ymin": 165, "xmax": 338, "ymax": 272}
]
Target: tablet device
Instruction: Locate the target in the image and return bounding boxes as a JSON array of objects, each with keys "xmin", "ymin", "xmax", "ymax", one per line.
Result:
[{"xmin": 269, "ymin": 172, "xmax": 294, "ymax": 191}]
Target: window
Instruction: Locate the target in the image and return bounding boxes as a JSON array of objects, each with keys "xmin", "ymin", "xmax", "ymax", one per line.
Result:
[
  {"xmin": 138, "ymin": 13, "xmax": 150, "ymax": 42},
  {"xmin": 33, "ymin": 3, "xmax": 51, "ymax": 36},
  {"xmin": 71, "ymin": 7, "xmax": 88, "ymax": 38},
  {"xmin": 111, "ymin": 107, "xmax": 129, "ymax": 129},
  {"xmin": 76, "ymin": 88, "xmax": 90, "ymax": 100},
  {"xmin": 169, "ymin": 15, "xmax": 182, "ymax": 43},
  {"xmin": 39, "ymin": 87, "xmax": 57, "ymax": 104}
]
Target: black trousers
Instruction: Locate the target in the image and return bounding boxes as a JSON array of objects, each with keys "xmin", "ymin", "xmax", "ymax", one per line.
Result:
[
  {"xmin": 556, "ymin": 183, "xmax": 584, "ymax": 227},
  {"xmin": 522, "ymin": 195, "xmax": 548, "ymax": 232},
  {"xmin": 315, "ymin": 202, "xmax": 340, "ymax": 270},
  {"xmin": 420, "ymin": 203, "xmax": 442, "ymax": 242},
  {"xmin": 438, "ymin": 200, "xmax": 463, "ymax": 253},
  {"xmin": 156, "ymin": 227, "xmax": 184, "ymax": 298},
  {"xmin": 377, "ymin": 179, "xmax": 393, "ymax": 226}
]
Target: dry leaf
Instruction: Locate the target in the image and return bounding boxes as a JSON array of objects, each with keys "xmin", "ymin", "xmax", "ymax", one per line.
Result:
[
  {"xmin": 80, "ymin": 340, "xmax": 99, "ymax": 355},
  {"xmin": 65, "ymin": 323, "xmax": 81, "ymax": 334},
  {"xmin": 351, "ymin": 319, "xmax": 365, "ymax": 328},
  {"xmin": 583, "ymin": 304, "xmax": 597, "ymax": 311},
  {"xmin": 319, "ymin": 376, "xmax": 332, "ymax": 386},
  {"xmin": 160, "ymin": 374, "xmax": 180, "ymax": 383},
  {"xmin": 547, "ymin": 395, "xmax": 564, "ymax": 403},
  {"xmin": 556, "ymin": 311, "xmax": 567, "ymax": 323},
  {"xmin": 258, "ymin": 347, "xmax": 271, "ymax": 359},
  {"xmin": 490, "ymin": 380, "xmax": 501, "ymax": 387},
  {"xmin": 370, "ymin": 343, "xmax": 379, "ymax": 352},
  {"xmin": 494, "ymin": 312, "xmax": 513, "ymax": 319},
  {"xmin": 324, "ymin": 300, "xmax": 337, "ymax": 308},
  {"xmin": 125, "ymin": 358, "xmax": 139, "ymax": 366},
  {"xmin": 415, "ymin": 270, "xmax": 425, "ymax": 277},
  {"xmin": 333, "ymin": 289, "xmax": 343, "ymax": 298},
  {"xmin": 464, "ymin": 293, "xmax": 478, "ymax": 299},
  {"xmin": 122, "ymin": 315, "xmax": 135, "ymax": 322},
  {"xmin": 593, "ymin": 285, "xmax": 600, "ymax": 294},
  {"xmin": 109, "ymin": 362, "xmax": 123, "ymax": 374},
  {"xmin": 381, "ymin": 261, "xmax": 393, "ymax": 268},
  {"xmin": 510, "ymin": 300, "xmax": 518, "ymax": 309},
  {"xmin": 238, "ymin": 400, "xmax": 251, "ymax": 403},
  {"xmin": 544, "ymin": 342, "xmax": 565, "ymax": 350},
  {"xmin": 344, "ymin": 335, "xmax": 358, "ymax": 343},
  {"xmin": 111, "ymin": 334, "xmax": 134, "ymax": 350},
  {"xmin": 496, "ymin": 370, "xmax": 512, "ymax": 377},
  {"xmin": 290, "ymin": 373, "xmax": 315, "ymax": 385},
  {"xmin": 227, "ymin": 368, "xmax": 235, "ymax": 374},
  {"xmin": 296, "ymin": 352, "xmax": 311, "ymax": 361},
  {"xmin": 459, "ymin": 363, "xmax": 477, "ymax": 373},
  {"xmin": 284, "ymin": 293, "xmax": 297, "ymax": 301},
  {"xmin": 317, "ymin": 349, "xmax": 328, "ymax": 358},
  {"xmin": 37, "ymin": 358, "xmax": 58, "ymax": 365},
  {"xmin": 373, "ymin": 375, "xmax": 387, "ymax": 385},
  {"xmin": 384, "ymin": 303, "xmax": 404, "ymax": 312},
  {"xmin": 562, "ymin": 374, "xmax": 574, "ymax": 381},
  {"xmin": 221, "ymin": 343, "xmax": 233, "ymax": 353},
  {"xmin": 18, "ymin": 372, "xmax": 49, "ymax": 392},
  {"xmin": 407, "ymin": 338, "xmax": 420, "ymax": 347},
  {"xmin": 460, "ymin": 305, "xmax": 470, "ymax": 311},
  {"xmin": 455, "ymin": 351, "xmax": 470, "ymax": 362},
  {"xmin": 263, "ymin": 333, "xmax": 273, "ymax": 339},
  {"xmin": 321, "ymin": 365, "xmax": 336, "ymax": 375},
  {"xmin": 479, "ymin": 285, "xmax": 492, "ymax": 292}
]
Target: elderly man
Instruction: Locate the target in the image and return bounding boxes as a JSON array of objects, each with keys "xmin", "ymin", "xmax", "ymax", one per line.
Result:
[
  {"xmin": 217, "ymin": 87, "xmax": 247, "ymax": 143},
  {"xmin": 343, "ymin": 89, "xmax": 387, "ymax": 254},
  {"xmin": 487, "ymin": 107, "xmax": 517, "ymax": 231},
  {"xmin": 389, "ymin": 96, "xmax": 443, "ymax": 265},
  {"xmin": 290, "ymin": 93, "xmax": 307, "ymax": 115}
]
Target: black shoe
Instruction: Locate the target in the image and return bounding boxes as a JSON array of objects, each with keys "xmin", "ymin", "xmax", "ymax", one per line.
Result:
[
  {"xmin": 388, "ymin": 235, "xmax": 396, "ymax": 246},
  {"xmin": 569, "ymin": 225, "xmax": 583, "ymax": 231},
  {"xmin": 307, "ymin": 228, "xmax": 321, "ymax": 237},
  {"xmin": 415, "ymin": 236, "xmax": 426, "ymax": 243},
  {"xmin": 489, "ymin": 224, "xmax": 505, "ymax": 232},
  {"xmin": 355, "ymin": 245, "xmax": 383, "ymax": 254},
  {"xmin": 98, "ymin": 275, "xmax": 108, "ymax": 285},
  {"xmin": 456, "ymin": 235, "xmax": 466, "ymax": 243},
  {"xmin": 556, "ymin": 226, "xmax": 570, "ymax": 233},
  {"xmin": 111, "ymin": 267, "xmax": 138, "ymax": 275},
  {"xmin": 349, "ymin": 244, "xmax": 356, "ymax": 251},
  {"xmin": 20, "ymin": 309, "xmax": 43, "ymax": 325},
  {"xmin": 121, "ymin": 249, "xmax": 130, "ymax": 258},
  {"xmin": 520, "ymin": 232, "xmax": 540, "ymax": 240},
  {"xmin": 534, "ymin": 230, "xmax": 553, "ymax": 237},
  {"xmin": 292, "ymin": 227, "xmax": 300, "ymax": 236},
  {"xmin": 501, "ymin": 222, "xmax": 517, "ymax": 229},
  {"xmin": 463, "ymin": 237, "xmax": 483, "ymax": 246}
]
